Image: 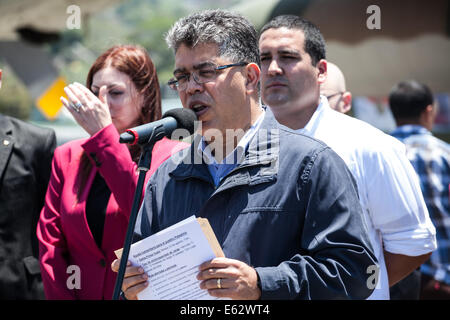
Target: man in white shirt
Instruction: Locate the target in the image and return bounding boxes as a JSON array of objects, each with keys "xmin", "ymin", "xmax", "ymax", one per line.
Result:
[
  {"xmin": 323, "ymin": 63, "xmax": 426, "ymax": 299},
  {"xmin": 258, "ymin": 15, "xmax": 437, "ymax": 299}
]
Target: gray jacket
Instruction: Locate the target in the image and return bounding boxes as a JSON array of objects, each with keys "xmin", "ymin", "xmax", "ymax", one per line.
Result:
[{"xmin": 136, "ymin": 109, "xmax": 377, "ymax": 299}]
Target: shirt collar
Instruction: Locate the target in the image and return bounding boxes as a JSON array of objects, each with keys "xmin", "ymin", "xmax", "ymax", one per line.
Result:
[
  {"xmin": 295, "ymin": 95, "xmax": 329, "ymax": 134},
  {"xmin": 197, "ymin": 109, "xmax": 266, "ymax": 165},
  {"xmin": 391, "ymin": 124, "xmax": 431, "ymax": 141}
]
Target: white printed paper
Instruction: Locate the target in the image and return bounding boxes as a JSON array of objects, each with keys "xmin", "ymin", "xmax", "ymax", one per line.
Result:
[{"xmin": 128, "ymin": 216, "xmax": 221, "ymax": 300}]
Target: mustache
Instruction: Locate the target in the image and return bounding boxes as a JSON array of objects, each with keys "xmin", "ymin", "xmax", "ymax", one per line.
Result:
[{"xmin": 188, "ymin": 93, "xmax": 211, "ymax": 102}]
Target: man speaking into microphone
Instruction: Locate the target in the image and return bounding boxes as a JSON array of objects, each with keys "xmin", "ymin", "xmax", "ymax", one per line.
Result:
[
  {"xmin": 119, "ymin": 108, "xmax": 197, "ymax": 145},
  {"xmin": 112, "ymin": 10, "xmax": 377, "ymax": 300}
]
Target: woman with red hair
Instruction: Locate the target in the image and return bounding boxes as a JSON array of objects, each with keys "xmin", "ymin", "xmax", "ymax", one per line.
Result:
[{"xmin": 37, "ymin": 45, "xmax": 188, "ymax": 299}]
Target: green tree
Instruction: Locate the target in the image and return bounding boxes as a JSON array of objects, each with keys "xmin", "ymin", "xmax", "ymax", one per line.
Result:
[
  {"xmin": 54, "ymin": 0, "xmax": 244, "ymax": 95},
  {"xmin": 0, "ymin": 65, "xmax": 33, "ymax": 120}
]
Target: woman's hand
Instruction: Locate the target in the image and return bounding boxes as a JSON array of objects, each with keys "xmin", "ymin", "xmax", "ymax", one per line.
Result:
[{"xmin": 61, "ymin": 82, "xmax": 113, "ymax": 136}]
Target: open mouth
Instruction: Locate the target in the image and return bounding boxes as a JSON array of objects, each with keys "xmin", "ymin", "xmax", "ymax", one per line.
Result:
[
  {"xmin": 192, "ymin": 104, "xmax": 207, "ymax": 112},
  {"xmin": 190, "ymin": 103, "xmax": 210, "ymax": 117}
]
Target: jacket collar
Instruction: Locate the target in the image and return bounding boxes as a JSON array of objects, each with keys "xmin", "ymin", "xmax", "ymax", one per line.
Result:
[
  {"xmin": 0, "ymin": 114, "xmax": 13, "ymax": 136},
  {"xmin": 0, "ymin": 114, "xmax": 15, "ymax": 181},
  {"xmin": 169, "ymin": 107, "xmax": 280, "ymax": 189}
]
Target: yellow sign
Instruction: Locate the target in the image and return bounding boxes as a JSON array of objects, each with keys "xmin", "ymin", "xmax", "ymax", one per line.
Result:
[{"xmin": 36, "ymin": 77, "xmax": 67, "ymax": 120}]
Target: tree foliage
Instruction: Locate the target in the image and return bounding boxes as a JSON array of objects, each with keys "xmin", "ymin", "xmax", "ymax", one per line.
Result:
[
  {"xmin": 57, "ymin": 0, "xmax": 240, "ymax": 90},
  {"xmin": 0, "ymin": 64, "xmax": 33, "ymax": 120},
  {"xmin": 0, "ymin": 0, "xmax": 241, "ymax": 120}
]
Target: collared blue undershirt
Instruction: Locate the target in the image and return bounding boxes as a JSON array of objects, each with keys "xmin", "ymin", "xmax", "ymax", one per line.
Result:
[{"xmin": 198, "ymin": 110, "xmax": 265, "ymax": 187}]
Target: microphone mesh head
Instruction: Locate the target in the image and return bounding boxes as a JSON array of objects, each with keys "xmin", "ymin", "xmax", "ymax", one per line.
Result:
[{"xmin": 162, "ymin": 108, "xmax": 197, "ymax": 135}]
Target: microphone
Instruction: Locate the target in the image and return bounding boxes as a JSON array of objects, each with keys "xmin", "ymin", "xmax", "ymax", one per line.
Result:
[{"xmin": 119, "ymin": 108, "xmax": 197, "ymax": 145}]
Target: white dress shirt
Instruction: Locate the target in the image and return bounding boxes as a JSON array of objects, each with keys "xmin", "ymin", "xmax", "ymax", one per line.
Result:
[{"xmin": 293, "ymin": 96, "xmax": 437, "ymax": 300}]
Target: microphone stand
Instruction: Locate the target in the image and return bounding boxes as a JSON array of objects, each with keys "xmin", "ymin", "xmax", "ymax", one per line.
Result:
[{"xmin": 112, "ymin": 129, "xmax": 164, "ymax": 300}]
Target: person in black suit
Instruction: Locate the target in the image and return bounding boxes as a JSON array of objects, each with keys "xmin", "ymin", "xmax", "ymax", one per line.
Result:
[{"xmin": 0, "ymin": 68, "xmax": 56, "ymax": 299}]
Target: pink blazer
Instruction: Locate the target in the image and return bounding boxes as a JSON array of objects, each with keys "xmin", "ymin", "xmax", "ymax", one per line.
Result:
[{"xmin": 37, "ymin": 124, "xmax": 188, "ymax": 299}]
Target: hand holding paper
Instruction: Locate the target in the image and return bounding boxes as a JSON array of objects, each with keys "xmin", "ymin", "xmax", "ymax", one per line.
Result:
[
  {"xmin": 197, "ymin": 257, "xmax": 261, "ymax": 300},
  {"xmin": 112, "ymin": 216, "xmax": 226, "ymax": 300},
  {"xmin": 111, "ymin": 259, "xmax": 148, "ymax": 300}
]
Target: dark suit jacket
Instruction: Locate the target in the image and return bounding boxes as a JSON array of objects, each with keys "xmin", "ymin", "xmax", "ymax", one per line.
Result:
[{"xmin": 0, "ymin": 114, "xmax": 56, "ymax": 299}]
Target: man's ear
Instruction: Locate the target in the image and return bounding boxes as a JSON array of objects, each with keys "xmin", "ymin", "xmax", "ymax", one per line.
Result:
[
  {"xmin": 425, "ymin": 104, "xmax": 434, "ymax": 114},
  {"xmin": 421, "ymin": 104, "xmax": 434, "ymax": 120},
  {"xmin": 342, "ymin": 91, "xmax": 352, "ymax": 113},
  {"xmin": 421, "ymin": 104, "xmax": 436, "ymax": 130},
  {"xmin": 317, "ymin": 59, "xmax": 327, "ymax": 84},
  {"xmin": 245, "ymin": 63, "xmax": 260, "ymax": 94}
]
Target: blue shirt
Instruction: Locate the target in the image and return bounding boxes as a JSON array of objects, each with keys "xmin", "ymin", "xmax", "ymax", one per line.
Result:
[
  {"xmin": 392, "ymin": 125, "xmax": 450, "ymax": 284},
  {"xmin": 198, "ymin": 111, "xmax": 265, "ymax": 186}
]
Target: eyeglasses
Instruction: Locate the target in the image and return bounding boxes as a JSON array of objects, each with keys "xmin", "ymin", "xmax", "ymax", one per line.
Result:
[
  {"xmin": 168, "ymin": 61, "xmax": 248, "ymax": 91},
  {"xmin": 325, "ymin": 92, "xmax": 344, "ymax": 100}
]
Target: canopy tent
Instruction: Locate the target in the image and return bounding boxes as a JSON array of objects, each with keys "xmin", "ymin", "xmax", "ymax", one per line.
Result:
[
  {"xmin": 0, "ymin": 0, "xmax": 123, "ymax": 41},
  {"xmin": 232, "ymin": 0, "xmax": 450, "ymax": 97}
]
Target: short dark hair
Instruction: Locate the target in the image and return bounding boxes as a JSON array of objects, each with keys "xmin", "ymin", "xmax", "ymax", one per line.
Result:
[
  {"xmin": 165, "ymin": 9, "xmax": 260, "ymax": 67},
  {"xmin": 389, "ymin": 80, "xmax": 434, "ymax": 120},
  {"xmin": 259, "ymin": 15, "xmax": 326, "ymax": 65}
]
